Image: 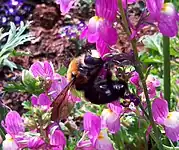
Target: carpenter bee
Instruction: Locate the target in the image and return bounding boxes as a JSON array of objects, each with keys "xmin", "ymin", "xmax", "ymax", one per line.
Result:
[{"xmin": 51, "ymin": 50, "xmax": 138, "ymax": 121}]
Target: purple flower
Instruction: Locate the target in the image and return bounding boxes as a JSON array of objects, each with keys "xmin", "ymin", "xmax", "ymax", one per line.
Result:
[
  {"xmin": 130, "ymin": 72, "xmax": 160, "ymax": 99},
  {"xmin": 95, "ymin": 0, "xmax": 118, "ymax": 22},
  {"xmin": 80, "ymin": 0, "xmax": 118, "ymax": 57},
  {"xmin": 30, "ymin": 61, "xmax": 60, "ymax": 81},
  {"xmin": 95, "ymin": 129, "xmax": 114, "ymax": 150},
  {"xmin": 76, "ymin": 139, "xmax": 95, "ymax": 150},
  {"xmin": 152, "ymin": 98, "xmax": 179, "ymax": 141},
  {"xmin": 81, "ymin": 19, "xmax": 118, "ymax": 57},
  {"xmin": 101, "ymin": 102, "xmax": 122, "ymax": 133},
  {"xmin": 48, "ymin": 76, "xmax": 67, "ymax": 99},
  {"xmin": 129, "ymin": 71, "xmax": 140, "ymax": 88},
  {"xmin": 146, "ymin": 75, "xmax": 160, "ymax": 99},
  {"xmin": 31, "ymin": 93, "xmax": 52, "ymax": 110},
  {"xmin": 27, "ymin": 136, "xmax": 45, "ymax": 149},
  {"xmin": 49, "ymin": 129, "xmax": 66, "ymax": 149},
  {"xmin": 2, "ymin": 134, "xmax": 19, "ymax": 150},
  {"xmin": 83, "ymin": 112, "xmax": 114, "ymax": 150},
  {"xmin": 83, "ymin": 112, "xmax": 101, "ymax": 144},
  {"xmin": 2, "ymin": 111, "xmax": 25, "ymax": 136},
  {"xmin": 2, "ymin": 111, "xmax": 46, "ymax": 149},
  {"xmin": 56, "ymin": 0, "xmax": 77, "ymax": 15},
  {"xmin": 146, "ymin": 0, "xmax": 179, "ymax": 37}
]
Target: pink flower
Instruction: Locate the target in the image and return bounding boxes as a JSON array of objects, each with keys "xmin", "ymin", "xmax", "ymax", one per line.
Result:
[
  {"xmin": 146, "ymin": 75, "xmax": 160, "ymax": 99},
  {"xmin": 27, "ymin": 137, "xmax": 45, "ymax": 149},
  {"xmin": 30, "ymin": 61, "xmax": 60, "ymax": 81},
  {"xmin": 152, "ymin": 98, "xmax": 179, "ymax": 141},
  {"xmin": 2, "ymin": 111, "xmax": 45, "ymax": 149},
  {"xmin": 94, "ymin": 129, "xmax": 114, "ymax": 150},
  {"xmin": 55, "ymin": 0, "xmax": 78, "ymax": 15},
  {"xmin": 49, "ymin": 129, "xmax": 66, "ymax": 149},
  {"xmin": 81, "ymin": 0, "xmax": 118, "ymax": 57},
  {"xmin": 31, "ymin": 93, "xmax": 52, "ymax": 110},
  {"xmin": 2, "ymin": 134, "xmax": 19, "ymax": 150},
  {"xmin": 81, "ymin": 19, "xmax": 117, "ymax": 57},
  {"xmin": 101, "ymin": 102, "xmax": 122, "ymax": 133},
  {"xmin": 2, "ymin": 111, "xmax": 24, "ymax": 150},
  {"xmin": 76, "ymin": 139, "xmax": 96, "ymax": 150},
  {"xmin": 130, "ymin": 72, "xmax": 160, "ymax": 99},
  {"xmin": 3, "ymin": 111, "xmax": 25, "ymax": 136},
  {"xmin": 146, "ymin": 0, "xmax": 179, "ymax": 37},
  {"xmin": 95, "ymin": 0, "xmax": 118, "ymax": 22},
  {"xmin": 82, "ymin": 112, "xmax": 114, "ymax": 150},
  {"xmin": 129, "ymin": 71, "xmax": 140, "ymax": 88}
]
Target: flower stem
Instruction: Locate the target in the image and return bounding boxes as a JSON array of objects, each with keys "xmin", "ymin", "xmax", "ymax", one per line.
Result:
[
  {"xmin": 118, "ymin": 0, "xmax": 163, "ymax": 149},
  {"xmin": 163, "ymin": 36, "xmax": 170, "ymax": 110}
]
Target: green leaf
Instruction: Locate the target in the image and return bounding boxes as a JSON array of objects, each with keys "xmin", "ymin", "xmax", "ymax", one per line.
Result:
[
  {"xmin": 0, "ymin": 21, "xmax": 34, "ymax": 69},
  {"xmin": 3, "ymin": 82, "xmax": 26, "ymax": 93},
  {"xmin": 0, "ymin": 106, "xmax": 8, "ymax": 142},
  {"xmin": 11, "ymin": 50, "xmax": 31, "ymax": 57},
  {"xmin": 57, "ymin": 66, "xmax": 68, "ymax": 76},
  {"xmin": 22, "ymin": 101, "xmax": 32, "ymax": 110},
  {"xmin": 22, "ymin": 70, "xmax": 35, "ymax": 86},
  {"xmin": 2, "ymin": 59, "xmax": 18, "ymax": 71},
  {"xmin": 139, "ymin": 33, "xmax": 163, "ymax": 55}
]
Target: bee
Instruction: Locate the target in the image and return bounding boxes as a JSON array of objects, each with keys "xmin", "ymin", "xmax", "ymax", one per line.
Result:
[{"xmin": 51, "ymin": 50, "xmax": 138, "ymax": 121}]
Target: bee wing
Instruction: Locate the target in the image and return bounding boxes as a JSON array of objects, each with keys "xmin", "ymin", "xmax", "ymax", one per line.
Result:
[{"xmin": 51, "ymin": 79, "xmax": 76, "ymax": 121}]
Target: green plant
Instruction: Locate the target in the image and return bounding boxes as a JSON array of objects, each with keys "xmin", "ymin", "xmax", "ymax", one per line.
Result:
[{"xmin": 0, "ymin": 21, "xmax": 34, "ymax": 71}]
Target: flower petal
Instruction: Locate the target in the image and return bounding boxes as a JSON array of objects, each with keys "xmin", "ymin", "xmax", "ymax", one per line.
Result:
[
  {"xmin": 3, "ymin": 111, "xmax": 24, "ymax": 136},
  {"xmin": 95, "ymin": 130, "xmax": 114, "ymax": 150},
  {"xmin": 96, "ymin": 38, "xmax": 110, "ymax": 57},
  {"xmin": 147, "ymin": 82, "xmax": 156, "ymax": 99},
  {"xmin": 2, "ymin": 134, "xmax": 18, "ymax": 150},
  {"xmin": 31, "ymin": 96, "xmax": 38, "ymax": 106},
  {"xmin": 152, "ymin": 98, "xmax": 169, "ymax": 125},
  {"xmin": 129, "ymin": 71, "xmax": 140, "ymax": 87},
  {"xmin": 50, "ymin": 130, "xmax": 66, "ymax": 148},
  {"xmin": 83, "ymin": 112, "xmax": 101, "ymax": 144},
  {"xmin": 146, "ymin": 0, "xmax": 164, "ymax": 20},
  {"xmin": 101, "ymin": 109, "xmax": 120, "ymax": 133},
  {"xmin": 44, "ymin": 61, "xmax": 54, "ymax": 79},
  {"xmin": 96, "ymin": 0, "xmax": 118, "ymax": 22},
  {"xmin": 98, "ymin": 22, "xmax": 118, "ymax": 45},
  {"xmin": 29, "ymin": 61, "xmax": 45, "ymax": 78},
  {"xmin": 28, "ymin": 136, "xmax": 45, "ymax": 149},
  {"xmin": 165, "ymin": 126, "xmax": 179, "ymax": 142},
  {"xmin": 164, "ymin": 112, "xmax": 179, "ymax": 128},
  {"xmin": 107, "ymin": 101, "xmax": 123, "ymax": 115},
  {"xmin": 38, "ymin": 93, "xmax": 52, "ymax": 106},
  {"xmin": 76, "ymin": 140, "xmax": 95, "ymax": 150},
  {"xmin": 56, "ymin": 0, "xmax": 76, "ymax": 15},
  {"xmin": 158, "ymin": 12, "xmax": 178, "ymax": 37}
]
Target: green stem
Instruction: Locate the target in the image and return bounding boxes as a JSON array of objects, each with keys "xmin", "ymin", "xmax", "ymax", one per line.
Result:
[
  {"xmin": 163, "ymin": 36, "xmax": 170, "ymax": 110},
  {"xmin": 118, "ymin": 0, "xmax": 163, "ymax": 149}
]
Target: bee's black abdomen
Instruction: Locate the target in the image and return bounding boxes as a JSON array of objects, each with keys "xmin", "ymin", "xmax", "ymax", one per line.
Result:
[{"xmin": 84, "ymin": 79, "xmax": 127, "ymax": 104}]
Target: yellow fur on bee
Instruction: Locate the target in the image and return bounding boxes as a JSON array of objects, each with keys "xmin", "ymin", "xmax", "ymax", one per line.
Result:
[{"xmin": 67, "ymin": 58, "xmax": 79, "ymax": 82}]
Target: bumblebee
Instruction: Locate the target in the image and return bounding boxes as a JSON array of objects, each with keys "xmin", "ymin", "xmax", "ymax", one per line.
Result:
[{"xmin": 51, "ymin": 50, "xmax": 139, "ymax": 121}]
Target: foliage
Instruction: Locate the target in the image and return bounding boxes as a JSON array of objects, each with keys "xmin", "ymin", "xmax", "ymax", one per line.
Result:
[
  {"xmin": 0, "ymin": 21, "xmax": 34, "ymax": 71},
  {"xmin": 4, "ymin": 70, "xmax": 44, "ymax": 95}
]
